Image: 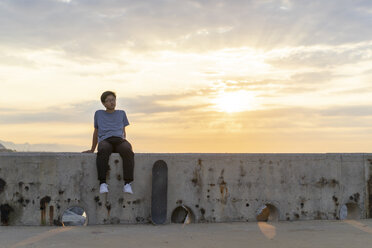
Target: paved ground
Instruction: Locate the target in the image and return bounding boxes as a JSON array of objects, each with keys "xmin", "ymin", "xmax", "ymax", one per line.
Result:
[{"xmin": 1, "ymin": 220, "xmax": 372, "ymax": 248}]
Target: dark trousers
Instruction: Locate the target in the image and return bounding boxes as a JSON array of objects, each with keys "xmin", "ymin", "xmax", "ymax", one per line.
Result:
[{"xmin": 96, "ymin": 136, "xmax": 134, "ymax": 184}]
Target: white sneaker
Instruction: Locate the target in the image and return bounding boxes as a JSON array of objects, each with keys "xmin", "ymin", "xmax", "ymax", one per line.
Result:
[
  {"xmin": 99, "ymin": 183, "xmax": 109, "ymax": 193},
  {"xmin": 123, "ymin": 183, "xmax": 133, "ymax": 194}
]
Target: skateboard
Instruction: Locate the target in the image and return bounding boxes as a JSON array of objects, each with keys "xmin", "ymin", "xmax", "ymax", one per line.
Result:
[{"xmin": 151, "ymin": 160, "xmax": 168, "ymax": 224}]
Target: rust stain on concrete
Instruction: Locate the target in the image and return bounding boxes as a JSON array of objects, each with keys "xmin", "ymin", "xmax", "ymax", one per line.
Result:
[
  {"xmin": 40, "ymin": 196, "xmax": 51, "ymax": 225},
  {"xmin": 368, "ymin": 176, "xmax": 372, "ymax": 217},
  {"xmin": 218, "ymin": 169, "xmax": 228, "ymax": 204},
  {"xmin": 0, "ymin": 178, "xmax": 6, "ymax": 193},
  {"xmin": 315, "ymin": 177, "xmax": 339, "ymax": 188}
]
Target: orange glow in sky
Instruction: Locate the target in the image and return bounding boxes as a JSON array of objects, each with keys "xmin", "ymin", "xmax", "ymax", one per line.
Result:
[{"xmin": 1, "ymin": 1, "xmax": 372, "ymax": 152}]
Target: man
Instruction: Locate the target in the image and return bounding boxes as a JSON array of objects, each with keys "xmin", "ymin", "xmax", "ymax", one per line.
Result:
[{"xmin": 83, "ymin": 91, "xmax": 134, "ymax": 194}]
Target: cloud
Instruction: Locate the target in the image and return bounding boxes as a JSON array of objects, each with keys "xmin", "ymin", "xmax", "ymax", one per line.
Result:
[
  {"xmin": 204, "ymin": 72, "xmax": 331, "ymax": 97},
  {"xmin": 1, "ymin": 0, "xmax": 371, "ymax": 61},
  {"xmin": 331, "ymin": 86, "xmax": 372, "ymax": 95},
  {"xmin": 0, "ymin": 52, "xmax": 37, "ymax": 67},
  {"xmin": 290, "ymin": 71, "xmax": 334, "ymax": 84},
  {"xmin": 121, "ymin": 94, "xmax": 211, "ymax": 115},
  {"xmin": 0, "ymin": 92, "xmax": 212, "ymax": 124},
  {"xmin": 319, "ymin": 105, "xmax": 372, "ymax": 117},
  {"xmin": 266, "ymin": 42, "xmax": 372, "ymax": 69},
  {"xmin": 0, "ymin": 100, "xmax": 99, "ymax": 124}
]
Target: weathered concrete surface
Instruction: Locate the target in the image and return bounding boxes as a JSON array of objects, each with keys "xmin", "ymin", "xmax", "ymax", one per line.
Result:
[
  {"xmin": 1, "ymin": 220, "xmax": 372, "ymax": 248},
  {"xmin": 0, "ymin": 153, "xmax": 371, "ymax": 225}
]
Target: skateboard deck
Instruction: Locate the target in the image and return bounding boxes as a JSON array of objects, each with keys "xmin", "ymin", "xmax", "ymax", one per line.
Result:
[{"xmin": 151, "ymin": 160, "xmax": 168, "ymax": 224}]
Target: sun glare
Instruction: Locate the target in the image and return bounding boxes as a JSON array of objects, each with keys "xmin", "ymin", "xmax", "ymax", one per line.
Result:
[{"xmin": 213, "ymin": 90, "xmax": 256, "ymax": 113}]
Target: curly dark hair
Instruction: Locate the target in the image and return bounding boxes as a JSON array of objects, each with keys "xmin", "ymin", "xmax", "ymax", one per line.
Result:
[{"xmin": 100, "ymin": 91, "xmax": 116, "ymax": 103}]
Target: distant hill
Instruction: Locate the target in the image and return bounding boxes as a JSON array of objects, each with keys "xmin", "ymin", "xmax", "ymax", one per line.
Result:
[
  {"xmin": 0, "ymin": 139, "xmax": 87, "ymax": 152},
  {"xmin": 0, "ymin": 143, "xmax": 15, "ymax": 152}
]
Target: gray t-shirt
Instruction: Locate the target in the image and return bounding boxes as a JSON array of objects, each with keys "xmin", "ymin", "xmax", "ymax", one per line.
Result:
[{"xmin": 94, "ymin": 110, "xmax": 130, "ymax": 143}]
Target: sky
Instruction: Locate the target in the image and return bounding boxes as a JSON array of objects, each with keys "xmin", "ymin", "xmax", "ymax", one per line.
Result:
[{"xmin": 0, "ymin": 0, "xmax": 372, "ymax": 153}]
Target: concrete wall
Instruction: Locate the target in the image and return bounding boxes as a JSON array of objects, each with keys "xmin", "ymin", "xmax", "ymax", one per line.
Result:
[{"xmin": 0, "ymin": 153, "xmax": 371, "ymax": 226}]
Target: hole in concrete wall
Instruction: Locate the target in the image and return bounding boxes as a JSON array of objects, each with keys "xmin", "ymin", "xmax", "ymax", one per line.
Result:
[
  {"xmin": 49, "ymin": 206, "xmax": 54, "ymax": 225},
  {"xmin": 0, "ymin": 204, "xmax": 14, "ymax": 226},
  {"xmin": 340, "ymin": 203, "xmax": 360, "ymax": 220},
  {"xmin": 256, "ymin": 204, "xmax": 279, "ymax": 222},
  {"xmin": 171, "ymin": 205, "xmax": 194, "ymax": 224},
  {"xmin": 62, "ymin": 206, "xmax": 88, "ymax": 226}
]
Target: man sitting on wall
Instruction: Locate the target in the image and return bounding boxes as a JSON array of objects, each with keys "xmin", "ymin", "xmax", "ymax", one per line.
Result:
[{"xmin": 83, "ymin": 91, "xmax": 134, "ymax": 194}]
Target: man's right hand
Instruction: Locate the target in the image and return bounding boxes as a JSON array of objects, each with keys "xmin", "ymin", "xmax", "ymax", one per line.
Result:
[{"xmin": 82, "ymin": 149, "xmax": 94, "ymax": 153}]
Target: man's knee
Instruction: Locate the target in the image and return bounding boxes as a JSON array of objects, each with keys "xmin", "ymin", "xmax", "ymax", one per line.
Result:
[{"xmin": 116, "ymin": 141, "xmax": 133, "ymax": 155}]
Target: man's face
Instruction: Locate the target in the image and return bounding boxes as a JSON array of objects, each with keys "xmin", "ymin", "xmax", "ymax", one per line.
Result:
[{"xmin": 103, "ymin": 95, "xmax": 116, "ymax": 110}]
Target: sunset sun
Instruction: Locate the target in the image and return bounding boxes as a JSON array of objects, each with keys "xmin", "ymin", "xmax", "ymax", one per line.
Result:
[{"xmin": 213, "ymin": 90, "xmax": 256, "ymax": 113}]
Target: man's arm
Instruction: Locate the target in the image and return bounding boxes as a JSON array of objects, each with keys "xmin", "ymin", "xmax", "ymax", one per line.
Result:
[
  {"xmin": 123, "ymin": 127, "xmax": 126, "ymax": 139},
  {"xmin": 83, "ymin": 128, "xmax": 98, "ymax": 153}
]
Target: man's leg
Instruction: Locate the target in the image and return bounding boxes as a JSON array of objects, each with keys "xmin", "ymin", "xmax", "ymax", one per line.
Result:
[
  {"xmin": 115, "ymin": 139, "xmax": 135, "ymax": 184},
  {"xmin": 96, "ymin": 140, "xmax": 114, "ymax": 184}
]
